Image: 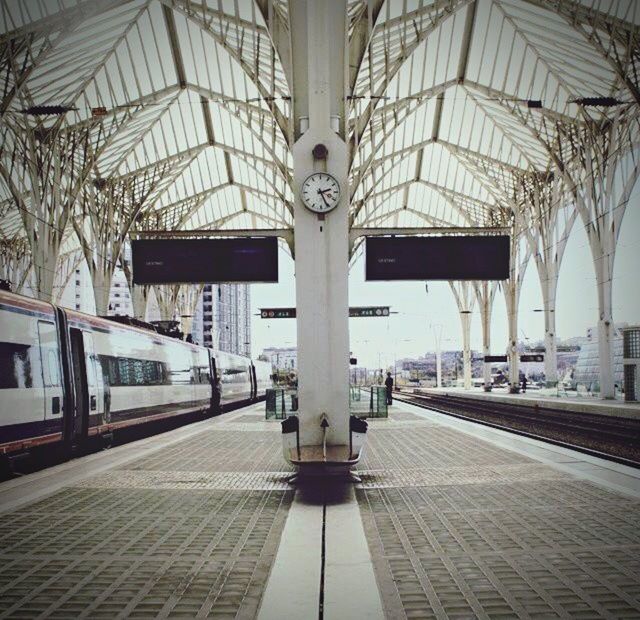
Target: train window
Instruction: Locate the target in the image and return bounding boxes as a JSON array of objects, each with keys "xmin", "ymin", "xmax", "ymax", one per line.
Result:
[
  {"xmin": 96, "ymin": 355, "xmax": 168, "ymax": 387},
  {"xmin": 47, "ymin": 350, "xmax": 60, "ymax": 386},
  {"xmin": 132, "ymin": 359, "xmax": 145, "ymax": 385},
  {"xmin": 118, "ymin": 358, "xmax": 133, "ymax": 385},
  {"xmin": 142, "ymin": 359, "xmax": 160, "ymax": 385},
  {"xmin": 0, "ymin": 342, "xmax": 42, "ymax": 389},
  {"xmin": 38, "ymin": 322, "xmax": 60, "ymax": 388}
]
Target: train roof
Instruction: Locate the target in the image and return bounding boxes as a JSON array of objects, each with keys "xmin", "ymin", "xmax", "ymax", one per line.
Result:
[{"xmin": 0, "ymin": 288, "xmax": 56, "ymax": 318}]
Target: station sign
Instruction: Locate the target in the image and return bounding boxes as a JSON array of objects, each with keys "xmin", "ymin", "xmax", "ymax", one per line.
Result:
[
  {"xmin": 132, "ymin": 237, "xmax": 278, "ymax": 284},
  {"xmin": 366, "ymin": 235, "xmax": 510, "ymax": 281},
  {"xmin": 484, "ymin": 355, "xmax": 508, "ymax": 362},
  {"xmin": 349, "ymin": 306, "xmax": 390, "ymax": 318},
  {"xmin": 260, "ymin": 306, "xmax": 390, "ymax": 318},
  {"xmin": 260, "ymin": 308, "xmax": 296, "ymax": 319},
  {"xmin": 521, "ymin": 354, "xmax": 544, "ymax": 362}
]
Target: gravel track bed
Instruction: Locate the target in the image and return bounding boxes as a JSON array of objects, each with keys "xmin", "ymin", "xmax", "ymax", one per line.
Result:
[{"xmin": 397, "ymin": 392, "xmax": 640, "ymax": 465}]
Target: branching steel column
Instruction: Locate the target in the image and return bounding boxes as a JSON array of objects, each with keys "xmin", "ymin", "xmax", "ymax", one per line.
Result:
[
  {"xmin": 562, "ymin": 113, "xmax": 640, "ymax": 398},
  {"xmin": 0, "ymin": 237, "xmax": 31, "ymax": 294},
  {"xmin": 153, "ymin": 284, "xmax": 181, "ymax": 322},
  {"xmin": 120, "ymin": 246, "xmax": 149, "ymax": 321},
  {"xmin": 176, "ymin": 284, "xmax": 204, "ymax": 338},
  {"xmin": 504, "ymin": 217, "xmax": 531, "ymax": 392},
  {"xmin": 474, "ymin": 281, "xmax": 498, "ymax": 390},
  {"xmin": 74, "ymin": 159, "xmax": 173, "ymax": 315},
  {"xmin": 449, "ymin": 281, "xmax": 476, "ymax": 390},
  {"xmin": 518, "ymin": 174, "xmax": 577, "ymax": 386},
  {"xmin": 0, "ymin": 120, "xmax": 92, "ymax": 302}
]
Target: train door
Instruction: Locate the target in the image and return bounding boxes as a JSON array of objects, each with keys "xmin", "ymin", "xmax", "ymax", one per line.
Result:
[
  {"xmin": 210, "ymin": 354, "xmax": 221, "ymax": 413},
  {"xmin": 69, "ymin": 329, "xmax": 88, "ymax": 439},
  {"xmin": 37, "ymin": 321, "xmax": 63, "ymax": 421},
  {"xmin": 82, "ymin": 332, "xmax": 104, "ymax": 428},
  {"xmin": 250, "ymin": 364, "xmax": 257, "ymax": 400},
  {"xmin": 69, "ymin": 329, "xmax": 105, "ymax": 440}
]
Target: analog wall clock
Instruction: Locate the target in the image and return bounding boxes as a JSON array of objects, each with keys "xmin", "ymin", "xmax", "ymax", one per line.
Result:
[{"xmin": 300, "ymin": 172, "xmax": 341, "ymax": 214}]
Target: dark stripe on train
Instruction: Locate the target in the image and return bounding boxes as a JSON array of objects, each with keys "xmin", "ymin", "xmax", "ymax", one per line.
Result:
[
  {"xmin": 89, "ymin": 399, "xmax": 212, "ymax": 425},
  {"xmin": 0, "ymin": 303, "xmax": 54, "ymax": 321},
  {"xmin": 0, "ymin": 418, "xmax": 63, "ymax": 443}
]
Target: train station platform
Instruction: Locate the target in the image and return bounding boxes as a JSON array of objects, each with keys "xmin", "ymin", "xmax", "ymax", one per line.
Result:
[
  {"xmin": 1, "ymin": 401, "xmax": 640, "ymax": 618},
  {"xmin": 413, "ymin": 386, "xmax": 640, "ymax": 419}
]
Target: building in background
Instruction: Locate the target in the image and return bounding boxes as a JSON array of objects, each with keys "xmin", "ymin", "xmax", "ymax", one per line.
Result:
[
  {"xmin": 261, "ymin": 347, "xmax": 297, "ymax": 371},
  {"xmin": 573, "ymin": 325, "xmax": 625, "ymax": 392},
  {"xmin": 192, "ymin": 284, "xmax": 251, "ymax": 357},
  {"xmin": 107, "ymin": 267, "xmax": 132, "ymax": 316}
]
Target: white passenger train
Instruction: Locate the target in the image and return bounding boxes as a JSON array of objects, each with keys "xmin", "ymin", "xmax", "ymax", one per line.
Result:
[{"xmin": 0, "ymin": 290, "xmax": 271, "ymax": 459}]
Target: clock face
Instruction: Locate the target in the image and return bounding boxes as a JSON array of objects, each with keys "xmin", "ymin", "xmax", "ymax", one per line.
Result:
[{"xmin": 300, "ymin": 172, "xmax": 341, "ymax": 213}]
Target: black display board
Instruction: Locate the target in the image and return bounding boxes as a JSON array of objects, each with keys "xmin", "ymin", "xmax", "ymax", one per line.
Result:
[
  {"xmin": 365, "ymin": 235, "xmax": 510, "ymax": 280},
  {"xmin": 132, "ymin": 238, "xmax": 278, "ymax": 284}
]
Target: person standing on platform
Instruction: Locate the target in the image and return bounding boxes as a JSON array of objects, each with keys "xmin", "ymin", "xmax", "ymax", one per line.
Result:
[
  {"xmin": 385, "ymin": 371, "xmax": 394, "ymax": 405},
  {"xmin": 521, "ymin": 375, "xmax": 528, "ymax": 393}
]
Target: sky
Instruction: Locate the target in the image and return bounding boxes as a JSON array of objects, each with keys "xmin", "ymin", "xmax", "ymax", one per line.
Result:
[{"xmin": 251, "ymin": 185, "xmax": 640, "ymax": 369}]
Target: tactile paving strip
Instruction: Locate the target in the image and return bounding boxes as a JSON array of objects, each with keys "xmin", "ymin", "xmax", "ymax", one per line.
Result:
[
  {"xmin": 76, "ymin": 470, "xmax": 292, "ymax": 491},
  {"xmin": 120, "ymin": 429, "xmax": 291, "ymax": 473},
  {"xmin": 357, "ymin": 463, "xmax": 569, "ymax": 489},
  {"xmin": 0, "ymin": 413, "xmax": 294, "ymax": 619},
  {"xmin": 357, "ymin": 407, "xmax": 640, "ymax": 619}
]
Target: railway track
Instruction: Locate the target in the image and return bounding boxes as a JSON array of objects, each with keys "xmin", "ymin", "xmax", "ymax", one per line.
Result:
[{"xmin": 395, "ymin": 390, "xmax": 640, "ymax": 468}]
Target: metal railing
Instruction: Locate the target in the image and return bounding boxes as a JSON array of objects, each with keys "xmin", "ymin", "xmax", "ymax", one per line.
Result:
[{"xmin": 267, "ymin": 385, "xmax": 389, "ymax": 419}]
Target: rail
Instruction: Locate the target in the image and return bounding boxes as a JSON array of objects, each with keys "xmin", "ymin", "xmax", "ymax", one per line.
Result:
[{"xmin": 395, "ymin": 389, "xmax": 640, "ymax": 468}]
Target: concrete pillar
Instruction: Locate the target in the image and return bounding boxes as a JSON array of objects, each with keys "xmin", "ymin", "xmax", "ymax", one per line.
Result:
[
  {"xmin": 505, "ymin": 282, "xmax": 519, "ymax": 392},
  {"xmin": 450, "ymin": 281, "xmax": 475, "ymax": 390},
  {"xmin": 595, "ymin": 248, "xmax": 615, "ymax": 399},
  {"xmin": 91, "ymin": 269, "xmax": 112, "ymax": 316},
  {"xmin": 153, "ymin": 285, "xmax": 178, "ymax": 321},
  {"xmin": 291, "ymin": 0, "xmax": 350, "ymax": 447},
  {"xmin": 33, "ymin": 257, "xmax": 56, "ymax": 302},
  {"xmin": 540, "ymin": 264, "xmax": 558, "ymax": 386},
  {"xmin": 433, "ymin": 325, "xmax": 443, "ymax": 388},
  {"xmin": 460, "ymin": 310, "xmax": 472, "ymax": 390},
  {"xmin": 131, "ymin": 284, "xmax": 149, "ymax": 321},
  {"xmin": 477, "ymin": 282, "xmax": 493, "ymax": 390}
]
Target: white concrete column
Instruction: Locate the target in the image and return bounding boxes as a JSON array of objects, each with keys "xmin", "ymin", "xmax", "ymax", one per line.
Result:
[
  {"xmin": 131, "ymin": 284, "xmax": 149, "ymax": 321},
  {"xmin": 541, "ymin": 266, "xmax": 559, "ymax": 387},
  {"xmin": 477, "ymin": 282, "xmax": 493, "ymax": 389},
  {"xmin": 153, "ymin": 285, "xmax": 178, "ymax": 321},
  {"xmin": 433, "ymin": 325, "xmax": 443, "ymax": 388},
  {"xmin": 461, "ymin": 310, "xmax": 472, "ymax": 390},
  {"xmin": 595, "ymin": 248, "xmax": 615, "ymax": 399},
  {"xmin": 505, "ymin": 282, "xmax": 519, "ymax": 391},
  {"xmin": 450, "ymin": 281, "xmax": 475, "ymax": 390},
  {"xmin": 291, "ymin": 0, "xmax": 350, "ymax": 447},
  {"xmin": 91, "ymin": 269, "xmax": 112, "ymax": 316}
]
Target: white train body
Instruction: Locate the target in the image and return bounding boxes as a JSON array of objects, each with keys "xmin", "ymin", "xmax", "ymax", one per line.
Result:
[{"xmin": 0, "ymin": 290, "xmax": 270, "ymax": 457}]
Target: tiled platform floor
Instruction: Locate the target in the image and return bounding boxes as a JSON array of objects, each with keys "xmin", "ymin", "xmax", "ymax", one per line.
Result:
[
  {"xmin": 357, "ymin": 409, "xmax": 640, "ymax": 619},
  {"xmin": 0, "ymin": 407, "xmax": 292, "ymax": 619},
  {"xmin": 1, "ymin": 403, "xmax": 639, "ymax": 619}
]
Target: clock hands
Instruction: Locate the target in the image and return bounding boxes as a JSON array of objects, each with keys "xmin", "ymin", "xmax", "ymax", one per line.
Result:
[{"xmin": 317, "ymin": 187, "xmax": 333, "ymax": 208}]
